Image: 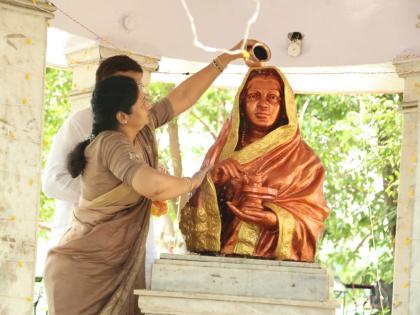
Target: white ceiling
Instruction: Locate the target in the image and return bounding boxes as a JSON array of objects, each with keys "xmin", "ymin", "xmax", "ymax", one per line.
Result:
[{"xmin": 50, "ymin": 0, "xmax": 420, "ymax": 67}]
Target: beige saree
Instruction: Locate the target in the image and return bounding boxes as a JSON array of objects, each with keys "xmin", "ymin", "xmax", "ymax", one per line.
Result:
[
  {"xmin": 44, "ymin": 98, "xmax": 173, "ymax": 314},
  {"xmin": 44, "ymin": 127, "xmax": 156, "ymax": 315},
  {"xmin": 45, "ymin": 183, "xmax": 150, "ymax": 314}
]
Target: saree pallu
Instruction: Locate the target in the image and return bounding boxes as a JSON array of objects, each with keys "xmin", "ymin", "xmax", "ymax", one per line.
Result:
[
  {"xmin": 180, "ymin": 66, "xmax": 330, "ymax": 262},
  {"xmin": 44, "ymin": 183, "xmax": 150, "ymax": 315}
]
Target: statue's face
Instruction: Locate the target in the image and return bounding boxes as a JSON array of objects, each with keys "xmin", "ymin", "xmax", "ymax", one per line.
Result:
[{"xmin": 244, "ymin": 76, "xmax": 281, "ymax": 131}]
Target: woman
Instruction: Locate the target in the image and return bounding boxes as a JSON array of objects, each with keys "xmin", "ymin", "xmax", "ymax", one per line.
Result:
[
  {"xmin": 43, "ymin": 76, "xmax": 209, "ymax": 314},
  {"xmin": 180, "ymin": 67, "xmax": 330, "ymax": 262}
]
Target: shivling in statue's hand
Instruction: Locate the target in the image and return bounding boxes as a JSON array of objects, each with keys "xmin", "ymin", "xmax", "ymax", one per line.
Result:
[{"xmin": 226, "ymin": 201, "xmax": 278, "ymax": 230}]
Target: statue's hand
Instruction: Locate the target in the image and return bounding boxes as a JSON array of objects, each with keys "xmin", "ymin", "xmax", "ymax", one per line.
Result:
[
  {"xmin": 211, "ymin": 159, "xmax": 243, "ymax": 185},
  {"xmin": 226, "ymin": 201, "xmax": 278, "ymax": 230}
]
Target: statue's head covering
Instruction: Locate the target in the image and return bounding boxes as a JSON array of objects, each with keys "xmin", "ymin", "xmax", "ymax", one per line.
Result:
[{"xmin": 219, "ymin": 66, "xmax": 299, "ymax": 164}]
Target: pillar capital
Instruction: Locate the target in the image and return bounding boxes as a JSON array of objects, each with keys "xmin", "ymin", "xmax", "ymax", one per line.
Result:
[
  {"xmin": 393, "ymin": 53, "xmax": 420, "ymax": 110},
  {"xmin": 0, "ymin": 0, "xmax": 54, "ymax": 17},
  {"xmin": 394, "ymin": 55, "xmax": 420, "ymax": 78}
]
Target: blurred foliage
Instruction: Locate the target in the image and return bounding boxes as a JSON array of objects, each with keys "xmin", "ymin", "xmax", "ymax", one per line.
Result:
[
  {"xmin": 297, "ymin": 94, "xmax": 401, "ymax": 314},
  {"xmin": 296, "ymin": 94, "xmax": 401, "ymax": 285},
  {"xmin": 38, "ymin": 68, "xmax": 72, "ymax": 238}
]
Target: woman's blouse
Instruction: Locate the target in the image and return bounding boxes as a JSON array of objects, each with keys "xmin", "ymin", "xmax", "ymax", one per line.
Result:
[{"xmin": 81, "ymin": 98, "xmax": 173, "ymax": 201}]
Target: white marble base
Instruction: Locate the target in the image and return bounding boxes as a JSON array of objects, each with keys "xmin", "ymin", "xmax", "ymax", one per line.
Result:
[
  {"xmin": 135, "ymin": 290, "xmax": 337, "ymax": 315},
  {"xmin": 136, "ymin": 254, "xmax": 337, "ymax": 315}
]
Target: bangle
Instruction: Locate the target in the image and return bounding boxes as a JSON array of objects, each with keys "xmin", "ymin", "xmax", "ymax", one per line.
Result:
[
  {"xmin": 216, "ymin": 56, "xmax": 227, "ymax": 71},
  {"xmin": 184, "ymin": 177, "xmax": 193, "ymax": 192},
  {"xmin": 212, "ymin": 56, "xmax": 226, "ymax": 73},
  {"xmin": 212, "ymin": 59, "xmax": 223, "ymax": 73}
]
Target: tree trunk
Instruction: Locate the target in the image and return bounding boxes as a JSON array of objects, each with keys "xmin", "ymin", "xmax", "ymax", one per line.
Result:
[
  {"xmin": 167, "ymin": 119, "xmax": 188, "ymax": 218},
  {"xmin": 158, "ymin": 120, "xmax": 183, "ymax": 246},
  {"xmin": 168, "ymin": 120, "xmax": 183, "ymax": 177}
]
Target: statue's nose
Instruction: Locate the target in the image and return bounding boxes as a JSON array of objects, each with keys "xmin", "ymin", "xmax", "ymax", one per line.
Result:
[{"xmin": 257, "ymin": 99, "xmax": 270, "ymax": 108}]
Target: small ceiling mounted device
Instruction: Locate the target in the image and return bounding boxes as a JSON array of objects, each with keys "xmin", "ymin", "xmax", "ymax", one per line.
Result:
[
  {"xmin": 287, "ymin": 32, "xmax": 303, "ymax": 57},
  {"xmin": 417, "ymin": 13, "xmax": 420, "ymax": 29}
]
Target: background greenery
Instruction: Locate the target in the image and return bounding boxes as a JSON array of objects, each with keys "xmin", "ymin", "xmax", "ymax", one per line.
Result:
[
  {"xmin": 40, "ymin": 68, "xmax": 401, "ymax": 314},
  {"xmin": 38, "ymin": 68, "xmax": 72, "ymax": 238}
]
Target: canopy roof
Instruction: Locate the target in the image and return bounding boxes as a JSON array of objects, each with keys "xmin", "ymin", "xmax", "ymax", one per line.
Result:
[
  {"xmin": 48, "ymin": 0, "xmax": 420, "ymax": 92},
  {"xmin": 51, "ymin": 0, "xmax": 420, "ymax": 66}
]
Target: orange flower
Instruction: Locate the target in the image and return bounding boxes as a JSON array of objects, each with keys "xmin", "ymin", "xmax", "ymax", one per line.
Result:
[{"xmin": 151, "ymin": 200, "xmax": 168, "ymax": 217}]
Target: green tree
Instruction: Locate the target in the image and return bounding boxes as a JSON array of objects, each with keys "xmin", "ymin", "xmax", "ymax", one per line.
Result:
[
  {"xmin": 38, "ymin": 68, "xmax": 72, "ymax": 238},
  {"xmin": 297, "ymin": 94, "xmax": 401, "ymax": 313}
]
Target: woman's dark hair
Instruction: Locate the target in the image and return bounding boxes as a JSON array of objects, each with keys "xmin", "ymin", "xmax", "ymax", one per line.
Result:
[
  {"xmin": 237, "ymin": 68, "xmax": 289, "ymax": 148},
  {"xmin": 67, "ymin": 75, "xmax": 139, "ymax": 178},
  {"xmin": 96, "ymin": 55, "xmax": 143, "ymax": 82}
]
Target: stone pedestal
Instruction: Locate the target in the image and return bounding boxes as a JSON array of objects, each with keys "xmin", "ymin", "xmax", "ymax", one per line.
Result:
[{"xmin": 135, "ymin": 254, "xmax": 337, "ymax": 315}]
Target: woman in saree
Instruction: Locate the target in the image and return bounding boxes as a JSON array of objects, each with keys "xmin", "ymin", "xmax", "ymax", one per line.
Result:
[
  {"xmin": 180, "ymin": 67, "xmax": 330, "ymax": 262},
  {"xmin": 43, "ymin": 75, "xmax": 211, "ymax": 314}
]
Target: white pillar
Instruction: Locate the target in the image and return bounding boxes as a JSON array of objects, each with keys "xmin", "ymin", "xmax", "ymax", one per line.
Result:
[
  {"xmin": 66, "ymin": 45, "xmax": 160, "ymax": 113},
  {"xmin": 0, "ymin": 0, "xmax": 54, "ymax": 313},
  {"xmin": 393, "ymin": 55, "xmax": 420, "ymax": 315}
]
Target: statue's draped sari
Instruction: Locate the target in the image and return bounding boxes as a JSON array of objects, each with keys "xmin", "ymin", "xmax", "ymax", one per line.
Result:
[{"xmin": 180, "ymin": 66, "xmax": 330, "ymax": 262}]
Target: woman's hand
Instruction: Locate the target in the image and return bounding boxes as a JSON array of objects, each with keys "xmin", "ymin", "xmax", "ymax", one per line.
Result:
[
  {"xmin": 211, "ymin": 158, "xmax": 243, "ymax": 185},
  {"xmin": 226, "ymin": 201, "xmax": 278, "ymax": 230},
  {"xmin": 218, "ymin": 39, "xmax": 261, "ymax": 66},
  {"xmin": 191, "ymin": 164, "xmax": 213, "ymax": 190}
]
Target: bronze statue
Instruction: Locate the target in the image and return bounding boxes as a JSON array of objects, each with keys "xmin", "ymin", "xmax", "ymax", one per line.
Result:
[{"xmin": 180, "ymin": 67, "xmax": 330, "ymax": 262}]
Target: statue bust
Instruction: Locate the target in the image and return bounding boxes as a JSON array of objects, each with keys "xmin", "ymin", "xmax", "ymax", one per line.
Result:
[{"xmin": 180, "ymin": 67, "xmax": 330, "ymax": 262}]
